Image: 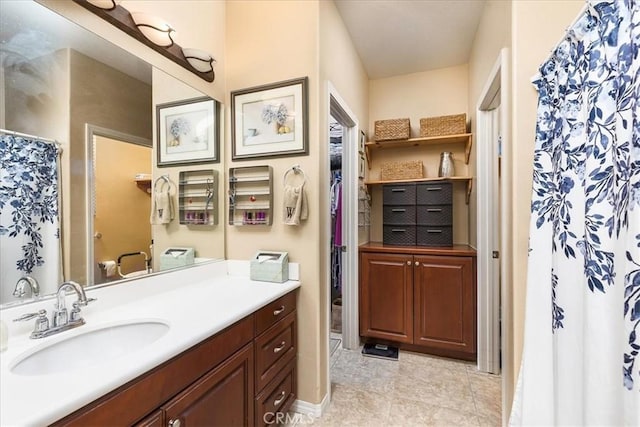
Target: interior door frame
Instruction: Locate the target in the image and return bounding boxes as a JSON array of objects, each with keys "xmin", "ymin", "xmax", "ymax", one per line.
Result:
[
  {"xmin": 476, "ymin": 48, "xmax": 513, "ymax": 425},
  {"xmin": 84, "ymin": 124, "xmax": 151, "ymax": 286}
]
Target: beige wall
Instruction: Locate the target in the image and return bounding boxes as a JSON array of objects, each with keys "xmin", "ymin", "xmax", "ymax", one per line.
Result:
[
  {"xmin": 467, "ymin": 0, "xmax": 512, "ymax": 249},
  {"xmin": 510, "ymin": 0, "xmax": 583, "ymax": 394},
  {"xmin": 225, "ymin": 0, "xmax": 323, "ymax": 405},
  {"xmin": 68, "ymin": 50, "xmax": 152, "ymax": 284},
  {"xmin": 368, "ymin": 65, "xmax": 470, "ymax": 244},
  {"xmin": 151, "ymin": 68, "xmax": 225, "ymax": 266}
]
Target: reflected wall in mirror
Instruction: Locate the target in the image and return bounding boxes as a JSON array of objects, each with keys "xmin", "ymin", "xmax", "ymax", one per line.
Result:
[{"xmin": 0, "ymin": 0, "xmax": 224, "ymax": 307}]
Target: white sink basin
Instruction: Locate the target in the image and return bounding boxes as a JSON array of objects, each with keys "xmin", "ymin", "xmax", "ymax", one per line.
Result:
[{"xmin": 10, "ymin": 320, "xmax": 169, "ymax": 376}]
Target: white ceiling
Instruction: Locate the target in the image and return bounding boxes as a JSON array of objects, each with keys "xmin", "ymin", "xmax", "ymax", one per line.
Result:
[{"xmin": 334, "ymin": 0, "xmax": 486, "ymax": 79}]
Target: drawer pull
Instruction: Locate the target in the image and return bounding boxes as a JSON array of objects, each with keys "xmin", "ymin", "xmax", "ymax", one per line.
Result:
[
  {"xmin": 427, "ymin": 230, "xmax": 443, "ymax": 233},
  {"xmin": 273, "ymin": 341, "xmax": 286, "ymax": 353},
  {"xmin": 273, "ymin": 306, "xmax": 285, "ymax": 316},
  {"xmin": 391, "ymin": 208, "xmax": 406, "ymax": 212},
  {"xmin": 274, "ymin": 391, "xmax": 286, "ymax": 406},
  {"xmin": 391, "ymin": 229, "xmax": 406, "ymax": 233},
  {"xmin": 427, "ymin": 208, "xmax": 442, "ymax": 212},
  {"xmin": 390, "ymin": 188, "xmax": 406, "ymax": 192},
  {"xmin": 168, "ymin": 419, "xmax": 181, "ymax": 427},
  {"xmin": 426, "ymin": 187, "xmax": 442, "ymax": 191}
]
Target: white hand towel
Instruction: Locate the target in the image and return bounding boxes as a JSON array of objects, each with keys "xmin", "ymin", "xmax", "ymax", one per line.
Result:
[
  {"xmin": 283, "ymin": 181, "xmax": 308, "ymax": 225},
  {"xmin": 151, "ymin": 188, "xmax": 174, "ymax": 225}
]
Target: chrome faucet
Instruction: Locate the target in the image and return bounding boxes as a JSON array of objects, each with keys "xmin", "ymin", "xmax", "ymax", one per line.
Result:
[
  {"xmin": 13, "ymin": 276, "xmax": 40, "ymax": 298},
  {"xmin": 53, "ymin": 281, "xmax": 92, "ymax": 327},
  {"xmin": 14, "ymin": 281, "xmax": 96, "ymax": 339}
]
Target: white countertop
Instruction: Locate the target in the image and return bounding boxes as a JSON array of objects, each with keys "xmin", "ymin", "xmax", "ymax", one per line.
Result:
[{"xmin": 0, "ymin": 260, "xmax": 300, "ymax": 426}]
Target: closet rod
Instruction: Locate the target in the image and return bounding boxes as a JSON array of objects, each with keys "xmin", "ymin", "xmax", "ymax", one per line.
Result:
[{"xmin": 0, "ymin": 128, "xmax": 62, "ymax": 147}]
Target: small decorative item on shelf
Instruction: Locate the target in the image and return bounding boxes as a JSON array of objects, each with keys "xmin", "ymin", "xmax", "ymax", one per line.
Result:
[
  {"xmin": 420, "ymin": 113, "xmax": 467, "ymax": 137},
  {"xmin": 374, "ymin": 118, "xmax": 410, "ymax": 141},
  {"xmin": 438, "ymin": 152, "xmax": 455, "ymax": 178}
]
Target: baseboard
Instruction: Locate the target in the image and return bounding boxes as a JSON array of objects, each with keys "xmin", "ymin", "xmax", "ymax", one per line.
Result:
[{"xmin": 290, "ymin": 393, "xmax": 329, "ymax": 418}]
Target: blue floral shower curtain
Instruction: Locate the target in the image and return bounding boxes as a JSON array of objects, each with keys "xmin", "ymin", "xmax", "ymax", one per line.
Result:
[
  {"xmin": 511, "ymin": 1, "xmax": 639, "ymax": 425},
  {"xmin": 0, "ymin": 134, "xmax": 62, "ymax": 303}
]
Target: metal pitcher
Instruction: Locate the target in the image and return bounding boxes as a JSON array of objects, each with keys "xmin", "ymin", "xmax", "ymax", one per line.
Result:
[{"xmin": 438, "ymin": 151, "xmax": 454, "ymax": 177}]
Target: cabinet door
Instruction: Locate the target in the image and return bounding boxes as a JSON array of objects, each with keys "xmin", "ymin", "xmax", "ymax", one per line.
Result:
[
  {"xmin": 162, "ymin": 343, "xmax": 254, "ymax": 427},
  {"xmin": 413, "ymin": 255, "xmax": 475, "ymax": 355},
  {"xmin": 359, "ymin": 252, "xmax": 413, "ymax": 343}
]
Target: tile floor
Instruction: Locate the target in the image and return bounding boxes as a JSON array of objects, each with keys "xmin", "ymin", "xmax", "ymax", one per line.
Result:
[{"xmin": 290, "ymin": 335, "xmax": 502, "ymax": 426}]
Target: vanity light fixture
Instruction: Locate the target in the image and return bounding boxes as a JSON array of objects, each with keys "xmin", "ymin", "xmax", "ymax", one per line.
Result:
[
  {"xmin": 86, "ymin": 0, "xmax": 120, "ymax": 10},
  {"xmin": 181, "ymin": 48, "xmax": 216, "ymax": 74},
  {"xmin": 130, "ymin": 12, "xmax": 176, "ymax": 47},
  {"xmin": 73, "ymin": 0, "xmax": 214, "ymax": 82}
]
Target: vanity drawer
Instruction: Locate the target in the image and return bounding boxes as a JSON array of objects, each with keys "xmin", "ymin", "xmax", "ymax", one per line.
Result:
[
  {"xmin": 255, "ymin": 311, "xmax": 296, "ymax": 392},
  {"xmin": 383, "ymin": 205, "xmax": 416, "ymax": 225},
  {"xmin": 255, "ymin": 291, "xmax": 296, "ymax": 336},
  {"xmin": 255, "ymin": 359, "xmax": 296, "ymax": 427}
]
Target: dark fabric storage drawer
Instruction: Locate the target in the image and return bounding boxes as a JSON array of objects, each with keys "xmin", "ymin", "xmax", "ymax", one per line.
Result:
[
  {"xmin": 417, "ymin": 182, "xmax": 453, "ymax": 205},
  {"xmin": 383, "ymin": 205, "xmax": 416, "ymax": 225},
  {"xmin": 417, "ymin": 226, "xmax": 453, "ymax": 247},
  {"xmin": 416, "ymin": 204, "xmax": 452, "ymax": 226},
  {"xmin": 383, "ymin": 225, "xmax": 416, "ymax": 245},
  {"xmin": 383, "ymin": 183, "xmax": 416, "ymax": 205}
]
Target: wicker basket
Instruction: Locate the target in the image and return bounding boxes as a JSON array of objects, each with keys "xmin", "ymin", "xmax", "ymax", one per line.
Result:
[
  {"xmin": 374, "ymin": 118, "xmax": 410, "ymax": 141},
  {"xmin": 420, "ymin": 114, "xmax": 467, "ymax": 137},
  {"xmin": 380, "ymin": 160, "xmax": 423, "ymax": 181}
]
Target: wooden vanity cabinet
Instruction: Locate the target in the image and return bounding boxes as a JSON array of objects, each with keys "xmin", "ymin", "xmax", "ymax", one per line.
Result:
[
  {"xmin": 159, "ymin": 343, "xmax": 254, "ymax": 426},
  {"xmin": 52, "ymin": 290, "xmax": 297, "ymax": 427},
  {"xmin": 253, "ymin": 292, "xmax": 297, "ymax": 427},
  {"xmin": 359, "ymin": 243, "xmax": 476, "ymax": 360}
]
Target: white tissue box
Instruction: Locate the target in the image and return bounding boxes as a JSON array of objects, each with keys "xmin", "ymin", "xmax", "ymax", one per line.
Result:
[
  {"xmin": 160, "ymin": 247, "xmax": 195, "ymax": 271},
  {"xmin": 250, "ymin": 251, "xmax": 289, "ymax": 283}
]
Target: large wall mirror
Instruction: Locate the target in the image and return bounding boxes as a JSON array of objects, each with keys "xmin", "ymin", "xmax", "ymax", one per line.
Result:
[{"xmin": 0, "ymin": 0, "xmax": 225, "ymax": 306}]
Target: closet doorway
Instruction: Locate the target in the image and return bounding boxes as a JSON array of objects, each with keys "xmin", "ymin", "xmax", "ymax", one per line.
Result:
[{"xmin": 327, "ymin": 88, "xmax": 360, "ymax": 365}]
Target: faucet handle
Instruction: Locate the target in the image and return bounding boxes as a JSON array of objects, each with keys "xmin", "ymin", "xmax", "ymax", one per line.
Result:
[
  {"xmin": 14, "ymin": 309, "xmax": 46, "ymax": 322},
  {"xmin": 14, "ymin": 309, "xmax": 49, "ymax": 333},
  {"xmin": 82, "ymin": 297, "xmax": 97, "ymax": 306}
]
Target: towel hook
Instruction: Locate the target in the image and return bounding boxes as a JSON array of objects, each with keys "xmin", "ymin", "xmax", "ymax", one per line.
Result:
[
  {"xmin": 154, "ymin": 174, "xmax": 172, "ymax": 191},
  {"xmin": 283, "ymin": 164, "xmax": 307, "ymax": 183}
]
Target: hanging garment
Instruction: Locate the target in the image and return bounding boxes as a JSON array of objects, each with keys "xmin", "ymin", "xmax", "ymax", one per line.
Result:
[
  {"xmin": 0, "ymin": 133, "xmax": 62, "ymax": 302},
  {"xmin": 511, "ymin": 2, "xmax": 639, "ymax": 425},
  {"xmin": 334, "ymin": 183, "xmax": 343, "ymax": 247}
]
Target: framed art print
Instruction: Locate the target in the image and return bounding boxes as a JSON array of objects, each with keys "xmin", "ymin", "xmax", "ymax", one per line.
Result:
[
  {"xmin": 231, "ymin": 77, "xmax": 308, "ymax": 160},
  {"xmin": 156, "ymin": 96, "xmax": 219, "ymax": 166}
]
